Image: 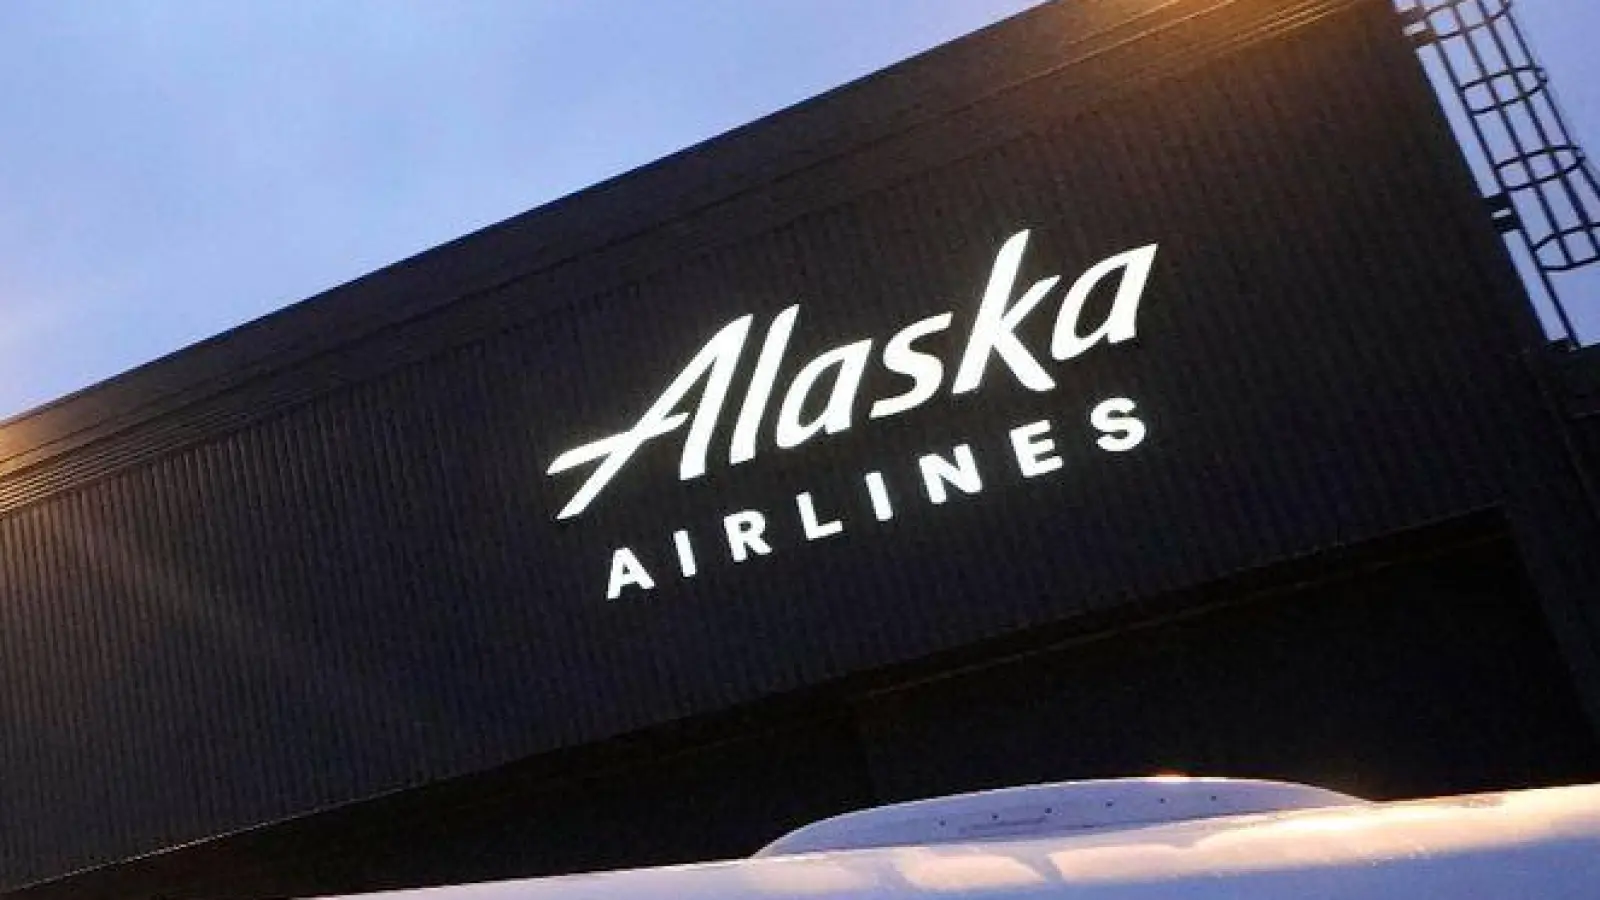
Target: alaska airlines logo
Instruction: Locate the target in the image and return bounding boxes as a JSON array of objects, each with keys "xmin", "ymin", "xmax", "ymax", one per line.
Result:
[{"xmin": 547, "ymin": 229, "xmax": 1157, "ymax": 521}]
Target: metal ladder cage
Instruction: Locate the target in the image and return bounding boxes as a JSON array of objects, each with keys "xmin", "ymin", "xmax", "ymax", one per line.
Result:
[{"xmin": 1397, "ymin": 0, "xmax": 1600, "ymax": 346}]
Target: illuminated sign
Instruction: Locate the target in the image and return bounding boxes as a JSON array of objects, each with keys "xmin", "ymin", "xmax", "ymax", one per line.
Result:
[{"xmin": 546, "ymin": 229, "xmax": 1160, "ymax": 599}]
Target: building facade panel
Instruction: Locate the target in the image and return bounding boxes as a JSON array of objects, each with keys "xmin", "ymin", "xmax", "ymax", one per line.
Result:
[{"xmin": 4, "ymin": 0, "xmax": 1600, "ymax": 894}]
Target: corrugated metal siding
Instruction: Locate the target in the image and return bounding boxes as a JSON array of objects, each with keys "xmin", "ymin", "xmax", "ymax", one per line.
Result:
[
  {"xmin": 854, "ymin": 532, "xmax": 1600, "ymax": 803},
  {"xmin": 13, "ymin": 521, "xmax": 1598, "ymax": 900},
  {"xmin": 3, "ymin": 0, "xmax": 1597, "ymax": 890}
]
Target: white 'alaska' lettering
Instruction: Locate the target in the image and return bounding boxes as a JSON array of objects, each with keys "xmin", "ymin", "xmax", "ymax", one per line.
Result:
[{"xmin": 548, "ymin": 229, "xmax": 1158, "ymax": 520}]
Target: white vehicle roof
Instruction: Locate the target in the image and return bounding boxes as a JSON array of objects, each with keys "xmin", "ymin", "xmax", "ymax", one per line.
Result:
[{"xmin": 314, "ymin": 777, "xmax": 1600, "ymax": 900}]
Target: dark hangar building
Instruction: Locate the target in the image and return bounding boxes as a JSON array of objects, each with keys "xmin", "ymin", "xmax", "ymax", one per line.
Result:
[{"xmin": 6, "ymin": 0, "xmax": 1600, "ymax": 897}]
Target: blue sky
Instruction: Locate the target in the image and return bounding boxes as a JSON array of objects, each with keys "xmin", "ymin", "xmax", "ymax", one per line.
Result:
[{"xmin": 0, "ymin": 1, "xmax": 1595, "ymax": 421}]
